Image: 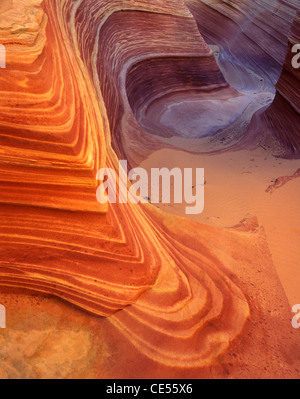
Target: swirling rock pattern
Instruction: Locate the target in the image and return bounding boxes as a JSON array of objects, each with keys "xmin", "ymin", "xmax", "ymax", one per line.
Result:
[
  {"xmin": 185, "ymin": 0, "xmax": 298, "ymax": 90},
  {"xmin": 0, "ymin": 0, "xmax": 299, "ymax": 378},
  {"xmin": 248, "ymin": 9, "xmax": 300, "ymax": 157},
  {"xmin": 186, "ymin": 0, "xmax": 300, "ymax": 157}
]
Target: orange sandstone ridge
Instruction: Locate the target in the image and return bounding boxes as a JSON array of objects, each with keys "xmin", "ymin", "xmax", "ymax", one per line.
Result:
[{"xmin": 0, "ymin": 0, "xmax": 299, "ymax": 378}]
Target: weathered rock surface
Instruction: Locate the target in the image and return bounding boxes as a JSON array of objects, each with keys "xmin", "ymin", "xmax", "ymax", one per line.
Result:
[
  {"xmin": 185, "ymin": 0, "xmax": 298, "ymax": 90},
  {"xmin": 0, "ymin": 0, "xmax": 299, "ymax": 378},
  {"xmin": 248, "ymin": 9, "xmax": 300, "ymax": 157}
]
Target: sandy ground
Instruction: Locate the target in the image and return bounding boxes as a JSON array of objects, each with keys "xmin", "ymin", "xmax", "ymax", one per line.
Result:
[{"xmin": 139, "ymin": 146, "xmax": 300, "ymax": 306}]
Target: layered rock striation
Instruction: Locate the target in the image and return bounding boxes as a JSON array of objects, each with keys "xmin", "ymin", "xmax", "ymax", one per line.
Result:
[
  {"xmin": 0, "ymin": 0, "xmax": 299, "ymax": 376},
  {"xmin": 185, "ymin": 0, "xmax": 299, "ymax": 90},
  {"xmin": 248, "ymin": 9, "xmax": 300, "ymax": 157},
  {"xmin": 0, "ymin": 0, "xmax": 250, "ymax": 367}
]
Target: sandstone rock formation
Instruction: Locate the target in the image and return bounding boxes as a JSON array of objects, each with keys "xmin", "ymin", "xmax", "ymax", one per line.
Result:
[
  {"xmin": 185, "ymin": 0, "xmax": 300, "ymax": 157},
  {"xmin": 0, "ymin": 0, "xmax": 250, "ymax": 367},
  {"xmin": 185, "ymin": 0, "xmax": 298, "ymax": 90},
  {"xmin": 0, "ymin": 0, "xmax": 299, "ymax": 378},
  {"xmin": 248, "ymin": 9, "xmax": 300, "ymax": 157}
]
